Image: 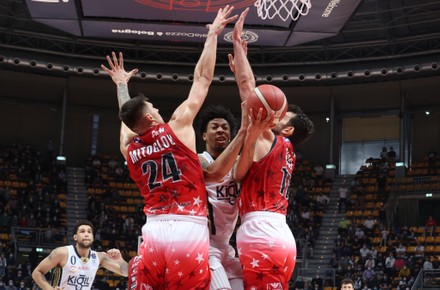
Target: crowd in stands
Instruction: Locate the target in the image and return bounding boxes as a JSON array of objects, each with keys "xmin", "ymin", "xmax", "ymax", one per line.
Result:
[
  {"xmin": 1, "ymin": 142, "xmax": 439, "ymax": 289},
  {"xmin": 0, "ymin": 142, "xmax": 67, "ymax": 289},
  {"xmin": 325, "ymin": 151, "xmax": 440, "ymax": 290}
]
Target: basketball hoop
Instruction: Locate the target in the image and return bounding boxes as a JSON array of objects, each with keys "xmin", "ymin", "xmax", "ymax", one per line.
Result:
[{"xmin": 254, "ymin": 0, "xmax": 312, "ymax": 22}]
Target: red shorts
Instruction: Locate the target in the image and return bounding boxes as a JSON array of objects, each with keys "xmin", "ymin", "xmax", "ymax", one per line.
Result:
[
  {"xmin": 128, "ymin": 215, "xmax": 210, "ymax": 290},
  {"xmin": 237, "ymin": 212, "xmax": 296, "ymax": 290}
]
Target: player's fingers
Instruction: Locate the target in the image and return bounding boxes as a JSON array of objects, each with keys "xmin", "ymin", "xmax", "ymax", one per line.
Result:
[
  {"xmin": 106, "ymin": 55, "xmax": 115, "ymax": 70},
  {"xmin": 101, "ymin": 65, "xmax": 110, "ymax": 73},
  {"xmin": 119, "ymin": 52, "xmax": 124, "ymax": 70},
  {"xmin": 112, "ymin": 51, "xmax": 119, "ymax": 68},
  {"xmin": 128, "ymin": 68, "xmax": 139, "ymax": 77}
]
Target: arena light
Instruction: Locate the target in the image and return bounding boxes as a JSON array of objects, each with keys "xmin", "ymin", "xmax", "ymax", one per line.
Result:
[{"xmin": 56, "ymin": 156, "xmax": 66, "ymax": 165}]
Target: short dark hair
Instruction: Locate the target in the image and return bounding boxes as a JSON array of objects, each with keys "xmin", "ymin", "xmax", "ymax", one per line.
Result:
[
  {"xmin": 340, "ymin": 278, "xmax": 354, "ymax": 287},
  {"xmin": 197, "ymin": 105, "xmax": 237, "ymax": 137},
  {"xmin": 73, "ymin": 220, "xmax": 94, "ymax": 236},
  {"xmin": 286, "ymin": 104, "xmax": 314, "ymax": 146},
  {"xmin": 119, "ymin": 94, "xmax": 149, "ymax": 131}
]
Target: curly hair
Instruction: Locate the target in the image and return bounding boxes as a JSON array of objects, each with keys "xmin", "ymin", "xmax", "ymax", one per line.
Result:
[
  {"xmin": 286, "ymin": 104, "xmax": 314, "ymax": 146},
  {"xmin": 197, "ymin": 105, "xmax": 237, "ymax": 137}
]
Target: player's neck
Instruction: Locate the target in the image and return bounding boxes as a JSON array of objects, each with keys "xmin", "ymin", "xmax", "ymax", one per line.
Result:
[{"xmin": 75, "ymin": 244, "xmax": 91, "ymax": 258}]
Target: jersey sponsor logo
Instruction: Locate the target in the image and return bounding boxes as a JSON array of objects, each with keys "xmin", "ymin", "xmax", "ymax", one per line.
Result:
[
  {"xmin": 129, "ymin": 134, "xmax": 176, "ymax": 163},
  {"xmin": 69, "ymin": 266, "xmax": 77, "ymax": 273},
  {"xmin": 266, "ymin": 282, "xmax": 283, "ymax": 290},
  {"xmin": 151, "ymin": 127, "xmax": 165, "ymax": 137},
  {"xmin": 216, "ymin": 181, "xmax": 240, "ymax": 205},
  {"xmin": 67, "ymin": 274, "xmax": 91, "ymax": 290}
]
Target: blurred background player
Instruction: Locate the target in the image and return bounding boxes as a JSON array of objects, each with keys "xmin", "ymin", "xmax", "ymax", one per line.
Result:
[{"xmin": 32, "ymin": 220, "xmax": 128, "ymax": 289}]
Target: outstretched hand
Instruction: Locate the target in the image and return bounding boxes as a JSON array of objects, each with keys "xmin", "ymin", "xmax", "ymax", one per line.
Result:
[
  {"xmin": 101, "ymin": 52, "xmax": 138, "ymax": 85},
  {"xmin": 206, "ymin": 5, "xmax": 239, "ymax": 36},
  {"xmin": 228, "ymin": 40, "xmax": 248, "ymax": 74},
  {"xmin": 233, "ymin": 7, "xmax": 249, "ymax": 42}
]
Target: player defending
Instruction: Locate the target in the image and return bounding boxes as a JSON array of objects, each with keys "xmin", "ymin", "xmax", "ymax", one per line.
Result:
[
  {"xmin": 101, "ymin": 6, "xmax": 238, "ymax": 289},
  {"xmin": 32, "ymin": 220, "xmax": 128, "ymax": 290},
  {"xmin": 230, "ymin": 8, "xmax": 314, "ymax": 290}
]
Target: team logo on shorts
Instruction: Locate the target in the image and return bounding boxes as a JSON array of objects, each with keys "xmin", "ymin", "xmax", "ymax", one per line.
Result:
[{"xmin": 266, "ymin": 282, "xmax": 283, "ymax": 290}]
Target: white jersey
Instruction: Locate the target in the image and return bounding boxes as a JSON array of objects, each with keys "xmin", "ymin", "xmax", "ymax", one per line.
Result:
[
  {"xmin": 52, "ymin": 245, "xmax": 100, "ymax": 290},
  {"xmin": 200, "ymin": 151, "xmax": 240, "ymax": 244}
]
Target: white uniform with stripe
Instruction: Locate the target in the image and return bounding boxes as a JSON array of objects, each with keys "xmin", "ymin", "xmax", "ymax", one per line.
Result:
[
  {"xmin": 52, "ymin": 245, "xmax": 100, "ymax": 290},
  {"xmin": 199, "ymin": 151, "xmax": 242, "ymax": 287}
]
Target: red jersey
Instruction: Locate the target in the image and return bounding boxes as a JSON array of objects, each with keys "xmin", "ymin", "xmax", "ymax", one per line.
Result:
[
  {"xmin": 126, "ymin": 123, "xmax": 207, "ymax": 217},
  {"xmin": 238, "ymin": 135, "xmax": 295, "ymax": 216}
]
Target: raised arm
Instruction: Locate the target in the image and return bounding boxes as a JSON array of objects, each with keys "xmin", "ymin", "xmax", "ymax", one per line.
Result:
[
  {"xmin": 32, "ymin": 247, "xmax": 67, "ymax": 290},
  {"xmin": 99, "ymin": 248, "xmax": 128, "ymax": 277},
  {"xmin": 201, "ymin": 101, "xmax": 249, "ymax": 182},
  {"xmin": 233, "ymin": 109, "xmax": 273, "ymax": 182},
  {"xmin": 101, "ymin": 52, "xmax": 139, "ymax": 159},
  {"xmin": 169, "ymin": 6, "xmax": 238, "ymax": 137},
  {"xmin": 231, "ymin": 8, "xmax": 255, "ymax": 102}
]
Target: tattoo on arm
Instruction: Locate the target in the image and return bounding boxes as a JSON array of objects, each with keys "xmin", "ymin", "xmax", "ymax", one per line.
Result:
[
  {"xmin": 199, "ymin": 157, "xmax": 210, "ymax": 170},
  {"xmin": 117, "ymin": 83, "xmax": 131, "ymax": 109}
]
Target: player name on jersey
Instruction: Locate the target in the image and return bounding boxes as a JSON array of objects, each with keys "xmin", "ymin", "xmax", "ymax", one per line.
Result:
[{"xmin": 129, "ymin": 134, "xmax": 176, "ymax": 163}]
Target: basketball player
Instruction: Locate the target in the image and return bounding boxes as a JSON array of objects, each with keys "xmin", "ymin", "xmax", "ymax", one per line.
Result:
[
  {"xmin": 230, "ymin": 8, "xmax": 314, "ymax": 290},
  {"xmin": 101, "ymin": 5, "xmax": 239, "ymax": 289},
  {"xmin": 32, "ymin": 220, "xmax": 128, "ymax": 289},
  {"xmin": 340, "ymin": 278, "xmax": 355, "ymax": 290},
  {"xmin": 197, "ymin": 104, "xmax": 247, "ymax": 290}
]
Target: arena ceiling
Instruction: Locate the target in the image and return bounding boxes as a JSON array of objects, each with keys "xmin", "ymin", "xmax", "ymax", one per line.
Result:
[{"xmin": 0, "ymin": 0, "xmax": 440, "ymax": 115}]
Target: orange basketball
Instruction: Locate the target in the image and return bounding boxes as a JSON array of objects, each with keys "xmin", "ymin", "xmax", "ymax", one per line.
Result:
[{"xmin": 247, "ymin": 84, "xmax": 288, "ymax": 120}]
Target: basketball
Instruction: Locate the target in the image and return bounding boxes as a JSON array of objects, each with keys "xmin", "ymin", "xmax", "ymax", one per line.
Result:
[{"xmin": 247, "ymin": 84, "xmax": 288, "ymax": 120}]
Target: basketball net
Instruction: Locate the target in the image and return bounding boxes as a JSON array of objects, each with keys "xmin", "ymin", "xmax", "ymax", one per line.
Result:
[{"xmin": 254, "ymin": 0, "xmax": 312, "ymax": 22}]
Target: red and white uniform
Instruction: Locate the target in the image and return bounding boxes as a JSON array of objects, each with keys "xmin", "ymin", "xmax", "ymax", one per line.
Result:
[
  {"xmin": 237, "ymin": 135, "xmax": 297, "ymax": 290},
  {"xmin": 127, "ymin": 123, "xmax": 210, "ymax": 289}
]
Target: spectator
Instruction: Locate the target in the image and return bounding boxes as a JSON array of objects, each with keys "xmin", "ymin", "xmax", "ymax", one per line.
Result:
[
  {"xmin": 359, "ymin": 244, "xmax": 370, "ymax": 261},
  {"xmin": 423, "ymin": 257, "xmax": 433, "ymax": 270},
  {"xmin": 414, "ymin": 242, "xmax": 425, "ymax": 257},
  {"xmin": 338, "ymin": 217, "xmax": 351, "ymax": 236},
  {"xmin": 5, "ymin": 281, "xmax": 15, "ymax": 290},
  {"xmin": 387, "ymin": 147, "xmax": 397, "ymax": 165},
  {"xmin": 425, "ymin": 215, "xmax": 437, "ymax": 236},
  {"xmin": 395, "ymin": 243, "xmax": 406, "ymax": 256},
  {"xmin": 0, "ymin": 253, "xmax": 6, "ymax": 278},
  {"xmin": 362, "ymin": 266, "xmax": 376, "ymax": 287},
  {"xmin": 316, "ymin": 192, "xmax": 329, "ymax": 209},
  {"xmin": 394, "ymin": 253, "xmax": 406, "ymax": 272},
  {"xmin": 294, "ymin": 276, "xmax": 306, "ymax": 290},
  {"xmin": 380, "ymin": 226, "xmax": 389, "ymax": 246},
  {"xmin": 396, "ymin": 278, "xmax": 408, "ymax": 290},
  {"xmin": 364, "ymin": 256, "xmax": 375, "ymax": 269},
  {"xmin": 338, "ymin": 183, "xmax": 349, "ymax": 213},
  {"xmin": 427, "ymin": 151, "xmax": 437, "ymax": 175},
  {"xmin": 398, "ymin": 265, "xmax": 411, "ymax": 279},
  {"xmin": 385, "ymin": 252, "xmax": 395, "ymax": 276},
  {"xmin": 313, "ymin": 164, "xmax": 325, "ymax": 185},
  {"xmin": 311, "ymin": 273, "xmax": 323, "ymax": 290}
]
